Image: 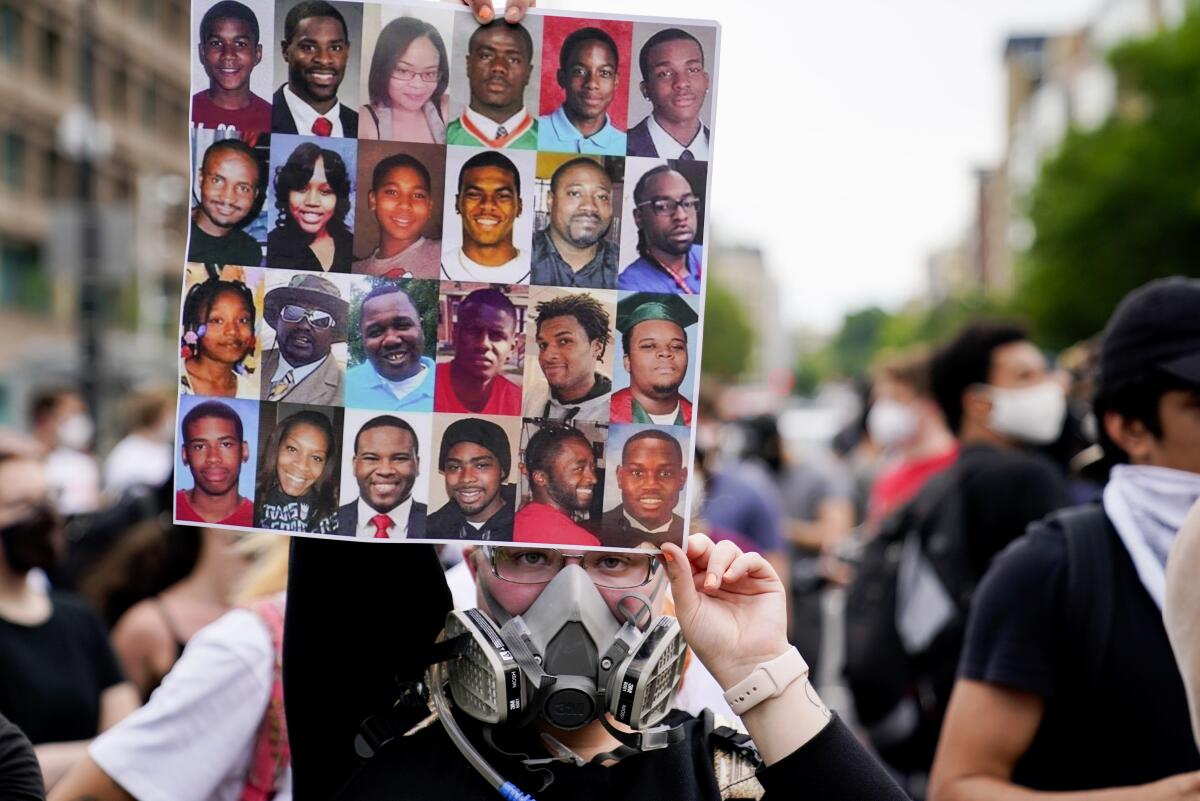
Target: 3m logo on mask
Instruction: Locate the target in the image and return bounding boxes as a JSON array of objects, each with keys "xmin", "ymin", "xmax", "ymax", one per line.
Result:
[{"xmin": 444, "ymin": 564, "xmax": 687, "ymax": 733}]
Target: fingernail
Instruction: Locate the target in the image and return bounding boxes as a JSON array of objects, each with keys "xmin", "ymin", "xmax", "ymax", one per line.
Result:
[
  {"xmin": 505, "ymin": 5, "xmax": 520, "ymax": 21},
  {"xmin": 478, "ymin": 6, "xmax": 493, "ymax": 22},
  {"xmin": 705, "ymin": 573, "xmax": 718, "ymax": 590},
  {"xmin": 662, "ymin": 550, "xmax": 674, "ymax": 563}
]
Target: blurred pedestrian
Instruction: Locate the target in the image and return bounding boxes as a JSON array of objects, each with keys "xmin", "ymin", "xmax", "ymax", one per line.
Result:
[
  {"xmin": 104, "ymin": 389, "xmax": 175, "ymax": 499},
  {"xmin": 51, "ymin": 533, "xmax": 292, "ymax": 801},
  {"xmin": 931, "ymin": 277, "xmax": 1200, "ymax": 798},
  {"xmin": 864, "ymin": 349, "xmax": 957, "ymax": 529},
  {"xmin": 844, "ymin": 323, "xmax": 1070, "ymax": 795},
  {"xmin": 30, "ymin": 388, "xmax": 103, "ymax": 516},
  {"xmin": 0, "ymin": 433, "xmax": 138, "ymax": 790},
  {"xmin": 0, "ymin": 710, "xmax": 43, "ymax": 801},
  {"xmin": 111, "ymin": 528, "xmax": 257, "ymax": 702}
]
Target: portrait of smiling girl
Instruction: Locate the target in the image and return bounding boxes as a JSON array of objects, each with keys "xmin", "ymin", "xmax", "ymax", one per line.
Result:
[
  {"xmin": 359, "ymin": 15, "xmax": 451, "ymax": 144},
  {"xmin": 267, "ymin": 140, "xmax": 356, "ymax": 272},
  {"xmin": 180, "ymin": 268, "xmax": 261, "ymax": 399},
  {"xmin": 254, "ymin": 407, "xmax": 340, "ymax": 534}
]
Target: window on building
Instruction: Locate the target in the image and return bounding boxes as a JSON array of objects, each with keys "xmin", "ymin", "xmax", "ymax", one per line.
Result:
[
  {"xmin": 110, "ymin": 66, "xmax": 128, "ymax": 113},
  {"xmin": 42, "ymin": 148, "xmax": 60, "ymax": 200},
  {"xmin": 0, "ymin": 5, "xmax": 22, "ymax": 63},
  {"xmin": 0, "ymin": 241, "xmax": 48, "ymax": 312},
  {"xmin": 2, "ymin": 131, "xmax": 25, "ymax": 191},
  {"xmin": 40, "ymin": 26, "xmax": 61, "ymax": 80},
  {"xmin": 141, "ymin": 83, "xmax": 157, "ymax": 129}
]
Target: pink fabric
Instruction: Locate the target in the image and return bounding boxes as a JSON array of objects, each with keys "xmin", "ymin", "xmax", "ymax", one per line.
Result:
[{"xmin": 239, "ymin": 597, "xmax": 289, "ymax": 801}]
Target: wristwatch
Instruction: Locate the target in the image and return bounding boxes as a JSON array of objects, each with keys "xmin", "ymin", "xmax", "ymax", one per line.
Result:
[{"xmin": 722, "ymin": 647, "xmax": 809, "ymax": 715}]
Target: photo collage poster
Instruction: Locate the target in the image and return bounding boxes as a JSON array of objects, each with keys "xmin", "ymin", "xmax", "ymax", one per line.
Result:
[{"xmin": 176, "ymin": 0, "xmax": 719, "ymax": 551}]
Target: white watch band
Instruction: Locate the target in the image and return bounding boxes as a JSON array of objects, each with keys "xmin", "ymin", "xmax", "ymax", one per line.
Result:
[{"xmin": 721, "ymin": 647, "xmax": 809, "ymax": 715}]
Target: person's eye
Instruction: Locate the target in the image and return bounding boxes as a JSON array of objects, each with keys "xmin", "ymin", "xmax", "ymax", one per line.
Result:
[
  {"xmin": 312, "ymin": 455, "xmax": 324, "ymax": 464},
  {"xmin": 413, "ymin": 191, "xmax": 428, "ymax": 200},
  {"xmin": 656, "ymin": 69, "xmax": 673, "ymax": 81},
  {"xmin": 537, "ymin": 341, "xmax": 547, "ymax": 352},
  {"xmin": 330, "ymin": 44, "xmax": 345, "ymax": 53},
  {"xmin": 301, "ymin": 43, "xmax": 315, "ymax": 53},
  {"xmin": 507, "ymin": 55, "xmax": 522, "ymax": 65},
  {"xmin": 567, "ymin": 189, "xmax": 581, "ymax": 199},
  {"xmin": 596, "ymin": 193, "xmax": 610, "ymax": 203},
  {"xmin": 517, "ymin": 551, "xmax": 546, "ymax": 566},
  {"xmin": 600, "ymin": 69, "xmax": 614, "ymax": 79},
  {"xmin": 639, "ymin": 342, "xmax": 655, "ymax": 350},
  {"xmin": 286, "ymin": 445, "xmax": 297, "ymax": 453},
  {"xmin": 445, "ymin": 463, "xmax": 460, "ymax": 473},
  {"xmin": 687, "ymin": 66, "xmax": 702, "ymax": 75},
  {"xmin": 630, "ymin": 468, "xmax": 643, "ymax": 478}
]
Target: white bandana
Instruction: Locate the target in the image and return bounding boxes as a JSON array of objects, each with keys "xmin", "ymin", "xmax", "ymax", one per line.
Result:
[{"xmin": 1103, "ymin": 464, "xmax": 1200, "ymax": 610}]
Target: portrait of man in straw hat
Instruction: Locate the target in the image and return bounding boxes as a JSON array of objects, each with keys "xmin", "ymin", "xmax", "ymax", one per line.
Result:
[{"xmin": 260, "ymin": 273, "xmax": 350, "ymax": 405}]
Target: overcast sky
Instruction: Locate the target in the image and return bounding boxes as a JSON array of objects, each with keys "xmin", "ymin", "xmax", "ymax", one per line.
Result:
[{"xmin": 534, "ymin": 0, "xmax": 1102, "ymax": 332}]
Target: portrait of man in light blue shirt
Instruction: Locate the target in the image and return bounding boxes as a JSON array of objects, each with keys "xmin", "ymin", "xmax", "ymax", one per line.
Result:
[
  {"xmin": 344, "ymin": 283, "xmax": 437, "ymax": 411},
  {"xmin": 537, "ymin": 27, "xmax": 627, "ymax": 156}
]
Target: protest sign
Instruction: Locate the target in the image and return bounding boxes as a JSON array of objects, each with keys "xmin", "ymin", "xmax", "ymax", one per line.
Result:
[{"xmin": 177, "ymin": 0, "xmax": 718, "ymax": 550}]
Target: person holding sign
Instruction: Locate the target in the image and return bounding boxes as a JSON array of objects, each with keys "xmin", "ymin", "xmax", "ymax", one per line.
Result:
[
  {"xmin": 191, "ymin": 1, "xmax": 272, "ymax": 132},
  {"xmin": 627, "ymin": 28, "xmax": 711, "ymax": 160},
  {"xmin": 446, "ymin": 21, "xmax": 538, "ymax": 149},
  {"xmin": 611, "ymin": 292, "xmax": 696, "ymax": 425},
  {"xmin": 537, "ymin": 27, "xmax": 627, "ymax": 155},
  {"xmin": 595, "ymin": 428, "xmax": 687, "ymax": 549},
  {"xmin": 335, "ymin": 415, "xmax": 426, "ymax": 540},
  {"xmin": 618, "ymin": 165, "xmax": 703, "ymax": 294},
  {"xmin": 523, "ymin": 293, "xmax": 613, "ymax": 423},
  {"xmin": 272, "ymin": 0, "xmax": 358, "ymax": 137},
  {"xmin": 425, "ymin": 418, "xmax": 514, "ymax": 541},
  {"xmin": 175, "ymin": 400, "xmax": 254, "ymax": 527},
  {"xmin": 345, "ymin": 284, "xmax": 437, "ymax": 411},
  {"xmin": 513, "ymin": 424, "xmax": 600, "ymax": 546}
]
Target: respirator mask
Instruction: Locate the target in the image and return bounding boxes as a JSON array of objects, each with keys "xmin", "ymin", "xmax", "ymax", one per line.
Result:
[{"xmin": 439, "ymin": 547, "xmax": 687, "ymax": 752}]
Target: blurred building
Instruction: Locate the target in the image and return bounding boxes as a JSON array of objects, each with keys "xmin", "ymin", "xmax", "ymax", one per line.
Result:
[
  {"xmin": 925, "ymin": 0, "xmax": 1187, "ymax": 303},
  {"xmin": 709, "ymin": 242, "xmax": 791, "ymax": 384},
  {"xmin": 0, "ymin": 0, "xmax": 189, "ymax": 429}
]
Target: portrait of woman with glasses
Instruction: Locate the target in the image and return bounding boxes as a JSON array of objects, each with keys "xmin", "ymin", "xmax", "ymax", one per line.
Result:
[
  {"xmin": 267, "ymin": 139, "xmax": 357, "ymax": 273},
  {"xmin": 359, "ymin": 16, "xmax": 451, "ymax": 144}
]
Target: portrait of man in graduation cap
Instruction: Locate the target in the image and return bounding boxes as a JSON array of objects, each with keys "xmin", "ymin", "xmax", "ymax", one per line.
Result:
[{"xmin": 609, "ymin": 292, "xmax": 697, "ymax": 426}]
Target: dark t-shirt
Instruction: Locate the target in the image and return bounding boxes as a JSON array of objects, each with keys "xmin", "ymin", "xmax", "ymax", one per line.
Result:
[
  {"xmin": 960, "ymin": 511, "xmax": 1200, "ymax": 790},
  {"xmin": 0, "ymin": 592, "xmax": 124, "ymax": 744},
  {"xmin": 187, "ymin": 220, "xmax": 262, "ymax": 267},
  {"xmin": 703, "ymin": 461, "xmax": 786, "ymax": 554},
  {"xmin": 0, "ymin": 712, "xmax": 43, "ymax": 801},
  {"xmin": 954, "ymin": 444, "xmax": 1069, "ymax": 576}
]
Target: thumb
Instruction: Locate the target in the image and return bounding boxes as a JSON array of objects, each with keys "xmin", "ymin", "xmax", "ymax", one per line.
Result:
[{"xmin": 662, "ymin": 542, "xmax": 699, "ymax": 622}]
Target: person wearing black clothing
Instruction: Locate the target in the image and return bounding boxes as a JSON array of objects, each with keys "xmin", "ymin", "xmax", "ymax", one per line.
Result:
[
  {"xmin": 931, "ymin": 277, "xmax": 1200, "ymax": 799},
  {"xmin": 188, "ymin": 223, "xmax": 263, "ymax": 267},
  {"xmin": 0, "ymin": 712, "xmax": 44, "ymax": 801},
  {"xmin": 282, "ymin": 533, "xmax": 909, "ymax": 800},
  {"xmin": 187, "ymin": 138, "xmax": 264, "ymax": 267}
]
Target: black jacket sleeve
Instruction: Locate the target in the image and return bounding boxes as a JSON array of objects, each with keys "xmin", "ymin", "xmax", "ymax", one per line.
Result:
[
  {"xmin": 283, "ymin": 536, "xmax": 452, "ymax": 801},
  {"xmin": 759, "ymin": 716, "xmax": 910, "ymax": 800}
]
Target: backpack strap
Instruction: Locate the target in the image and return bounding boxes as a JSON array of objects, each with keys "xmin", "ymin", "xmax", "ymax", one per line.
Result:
[
  {"xmin": 704, "ymin": 709, "xmax": 765, "ymax": 800},
  {"xmin": 1051, "ymin": 504, "xmax": 1114, "ymax": 700},
  {"xmin": 239, "ymin": 597, "xmax": 290, "ymax": 801}
]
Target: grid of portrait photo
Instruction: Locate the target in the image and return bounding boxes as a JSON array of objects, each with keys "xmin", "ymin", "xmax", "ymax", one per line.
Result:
[{"xmin": 177, "ymin": 0, "xmax": 718, "ymax": 551}]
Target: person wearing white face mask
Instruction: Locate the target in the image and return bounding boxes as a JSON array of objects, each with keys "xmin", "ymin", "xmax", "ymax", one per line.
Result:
[
  {"xmin": 931, "ymin": 277, "xmax": 1200, "ymax": 800},
  {"xmin": 865, "ymin": 349, "xmax": 958, "ymax": 530},
  {"xmin": 845, "ymin": 326, "xmax": 1071, "ymax": 791},
  {"xmin": 29, "ymin": 389, "xmax": 103, "ymax": 517}
]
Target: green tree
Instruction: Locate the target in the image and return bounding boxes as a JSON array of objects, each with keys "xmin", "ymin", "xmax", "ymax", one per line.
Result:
[
  {"xmin": 700, "ymin": 278, "xmax": 755, "ymax": 380},
  {"xmin": 1018, "ymin": 10, "xmax": 1200, "ymax": 349},
  {"xmin": 828, "ymin": 306, "xmax": 889, "ymax": 378}
]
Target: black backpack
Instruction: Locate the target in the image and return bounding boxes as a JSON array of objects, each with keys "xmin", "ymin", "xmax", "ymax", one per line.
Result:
[{"xmin": 843, "ymin": 467, "xmax": 975, "ymax": 775}]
